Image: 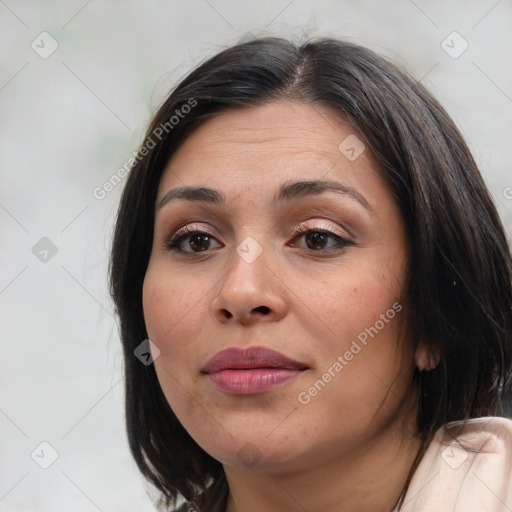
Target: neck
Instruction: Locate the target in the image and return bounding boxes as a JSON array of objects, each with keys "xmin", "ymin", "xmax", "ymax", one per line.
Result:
[{"xmin": 224, "ymin": 404, "xmax": 422, "ymax": 512}]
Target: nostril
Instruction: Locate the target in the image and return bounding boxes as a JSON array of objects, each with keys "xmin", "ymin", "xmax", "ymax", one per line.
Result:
[{"xmin": 252, "ymin": 305, "xmax": 270, "ymax": 315}]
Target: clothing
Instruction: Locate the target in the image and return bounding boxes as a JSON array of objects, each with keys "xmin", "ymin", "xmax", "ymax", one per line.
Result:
[
  {"xmin": 396, "ymin": 416, "xmax": 512, "ymax": 511},
  {"xmin": 174, "ymin": 416, "xmax": 512, "ymax": 511}
]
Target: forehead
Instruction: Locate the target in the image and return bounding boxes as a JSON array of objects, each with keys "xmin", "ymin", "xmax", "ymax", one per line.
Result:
[{"xmin": 157, "ymin": 100, "xmax": 382, "ymax": 201}]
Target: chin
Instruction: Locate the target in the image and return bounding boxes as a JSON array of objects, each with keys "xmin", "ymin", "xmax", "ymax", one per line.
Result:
[{"xmin": 215, "ymin": 442, "xmax": 299, "ymax": 472}]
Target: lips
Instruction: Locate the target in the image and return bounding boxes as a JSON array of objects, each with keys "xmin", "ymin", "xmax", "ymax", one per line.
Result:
[
  {"xmin": 202, "ymin": 346, "xmax": 308, "ymax": 395},
  {"xmin": 202, "ymin": 346, "xmax": 308, "ymax": 373}
]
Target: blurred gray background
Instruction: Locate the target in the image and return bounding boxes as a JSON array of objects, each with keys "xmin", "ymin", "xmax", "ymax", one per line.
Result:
[{"xmin": 1, "ymin": 1, "xmax": 511, "ymax": 511}]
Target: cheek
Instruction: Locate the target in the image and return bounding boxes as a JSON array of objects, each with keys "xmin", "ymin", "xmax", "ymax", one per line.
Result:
[
  {"xmin": 295, "ymin": 266, "xmax": 410, "ymax": 408},
  {"xmin": 142, "ymin": 263, "xmax": 209, "ymax": 421},
  {"xmin": 303, "ymin": 264, "xmax": 396, "ymax": 342},
  {"xmin": 142, "ymin": 262, "xmax": 205, "ymax": 367}
]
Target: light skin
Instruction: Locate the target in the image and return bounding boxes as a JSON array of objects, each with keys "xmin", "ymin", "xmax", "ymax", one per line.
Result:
[{"xmin": 142, "ymin": 100, "xmax": 431, "ymax": 512}]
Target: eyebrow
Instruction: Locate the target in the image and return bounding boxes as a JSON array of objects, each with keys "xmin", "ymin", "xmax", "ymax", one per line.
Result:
[{"xmin": 157, "ymin": 179, "xmax": 372, "ymax": 212}]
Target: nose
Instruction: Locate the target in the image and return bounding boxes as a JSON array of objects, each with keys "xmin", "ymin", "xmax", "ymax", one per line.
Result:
[{"xmin": 210, "ymin": 242, "xmax": 287, "ymax": 326}]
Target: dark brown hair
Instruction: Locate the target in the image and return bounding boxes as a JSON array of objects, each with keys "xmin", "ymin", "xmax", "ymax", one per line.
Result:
[{"xmin": 109, "ymin": 37, "xmax": 512, "ymax": 511}]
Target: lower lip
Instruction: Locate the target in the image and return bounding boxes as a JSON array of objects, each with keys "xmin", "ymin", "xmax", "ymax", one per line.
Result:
[{"xmin": 208, "ymin": 368, "xmax": 304, "ymax": 395}]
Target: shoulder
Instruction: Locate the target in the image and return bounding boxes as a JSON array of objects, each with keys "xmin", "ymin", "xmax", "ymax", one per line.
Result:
[{"xmin": 401, "ymin": 416, "xmax": 512, "ymax": 511}]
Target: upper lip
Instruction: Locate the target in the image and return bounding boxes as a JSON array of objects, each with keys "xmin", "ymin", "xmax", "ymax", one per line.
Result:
[{"xmin": 202, "ymin": 345, "xmax": 308, "ymax": 373}]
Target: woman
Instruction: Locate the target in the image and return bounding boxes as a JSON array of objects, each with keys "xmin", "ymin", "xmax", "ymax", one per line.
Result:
[{"xmin": 109, "ymin": 37, "xmax": 512, "ymax": 511}]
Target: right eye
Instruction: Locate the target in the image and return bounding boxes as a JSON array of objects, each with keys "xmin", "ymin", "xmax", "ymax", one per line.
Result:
[{"xmin": 165, "ymin": 225, "xmax": 223, "ymax": 254}]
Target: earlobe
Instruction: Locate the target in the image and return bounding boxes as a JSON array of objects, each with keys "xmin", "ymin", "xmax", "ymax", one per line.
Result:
[{"xmin": 415, "ymin": 343, "xmax": 440, "ymax": 371}]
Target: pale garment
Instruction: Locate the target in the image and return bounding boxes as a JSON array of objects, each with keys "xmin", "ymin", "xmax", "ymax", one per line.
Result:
[{"xmin": 396, "ymin": 416, "xmax": 512, "ymax": 511}]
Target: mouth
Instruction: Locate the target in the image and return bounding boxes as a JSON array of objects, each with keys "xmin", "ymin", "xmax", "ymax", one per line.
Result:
[{"xmin": 202, "ymin": 345, "xmax": 309, "ymax": 395}]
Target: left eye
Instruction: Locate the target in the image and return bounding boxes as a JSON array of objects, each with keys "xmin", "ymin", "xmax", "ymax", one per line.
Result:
[{"xmin": 289, "ymin": 227, "xmax": 351, "ymax": 251}]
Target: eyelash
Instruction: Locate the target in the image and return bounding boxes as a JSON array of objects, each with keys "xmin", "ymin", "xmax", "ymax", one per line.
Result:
[{"xmin": 164, "ymin": 222, "xmax": 352, "ymax": 254}]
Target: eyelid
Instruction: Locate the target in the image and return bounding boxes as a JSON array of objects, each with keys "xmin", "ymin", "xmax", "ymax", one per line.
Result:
[
  {"xmin": 291, "ymin": 220, "xmax": 349, "ymax": 240},
  {"xmin": 173, "ymin": 223, "xmax": 215, "ymax": 237}
]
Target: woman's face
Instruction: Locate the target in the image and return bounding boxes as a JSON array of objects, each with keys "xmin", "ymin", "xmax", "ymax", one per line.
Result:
[{"xmin": 142, "ymin": 100, "xmax": 415, "ymax": 472}]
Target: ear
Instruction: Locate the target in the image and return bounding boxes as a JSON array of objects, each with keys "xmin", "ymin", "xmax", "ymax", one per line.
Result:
[{"xmin": 415, "ymin": 342, "xmax": 440, "ymax": 371}]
